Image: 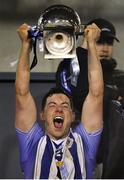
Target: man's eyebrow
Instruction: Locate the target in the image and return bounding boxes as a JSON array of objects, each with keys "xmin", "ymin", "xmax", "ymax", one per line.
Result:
[{"xmin": 61, "ymin": 101, "xmax": 70, "ymax": 105}]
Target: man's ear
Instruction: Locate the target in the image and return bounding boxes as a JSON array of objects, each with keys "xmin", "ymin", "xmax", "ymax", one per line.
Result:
[
  {"xmin": 40, "ymin": 111, "xmax": 45, "ymax": 121},
  {"xmin": 72, "ymin": 112, "xmax": 75, "ymax": 122}
]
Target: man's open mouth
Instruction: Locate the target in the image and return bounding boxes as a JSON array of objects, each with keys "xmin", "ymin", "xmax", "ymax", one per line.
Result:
[{"xmin": 53, "ymin": 116, "xmax": 64, "ymax": 128}]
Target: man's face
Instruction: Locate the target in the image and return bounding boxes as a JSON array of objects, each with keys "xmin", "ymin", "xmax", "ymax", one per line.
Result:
[
  {"xmin": 96, "ymin": 37, "xmax": 114, "ymax": 60},
  {"xmin": 40, "ymin": 93, "xmax": 74, "ymax": 140}
]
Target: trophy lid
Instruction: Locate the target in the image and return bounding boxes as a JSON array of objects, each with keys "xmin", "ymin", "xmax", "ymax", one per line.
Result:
[{"xmin": 38, "ymin": 4, "xmax": 81, "ymax": 32}]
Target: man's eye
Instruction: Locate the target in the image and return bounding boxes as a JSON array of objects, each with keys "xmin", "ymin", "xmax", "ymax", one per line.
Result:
[
  {"xmin": 48, "ymin": 103, "xmax": 56, "ymax": 108},
  {"xmin": 62, "ymin": 104, "xmax": 70, "ymax": 109}
]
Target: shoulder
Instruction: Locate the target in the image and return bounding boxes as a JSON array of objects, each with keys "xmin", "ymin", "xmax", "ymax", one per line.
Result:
[
  {"xmin": 16, "ymin": 122, "xmax": 44, "ymax": 143},
  {"xmin": 73, "ymin": 124, "xmax": 102, "ymax": 156},
  {"xmin": 113, "ymin": 69, "xmax": 124, "ymax": 78},
  {"xmin": 112, "ymin": 69, "xmax": 124, "ymax": 88},
  {"xmin": 73, "ymin": 123, "xmax": 102, "ymax": 138}
]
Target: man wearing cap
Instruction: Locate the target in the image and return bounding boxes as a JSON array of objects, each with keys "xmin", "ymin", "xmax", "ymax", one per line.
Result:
[{"xmin": 56, "ymin": 18, "xmax": 124, "ymax": 178}]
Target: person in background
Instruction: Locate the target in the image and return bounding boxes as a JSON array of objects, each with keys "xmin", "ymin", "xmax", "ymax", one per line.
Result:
[
  {"xmin": 56, "ymin": 18, "xmax": 124, "ymax": 178},
  {"xmin": 15, "ymin": 22, "xmax": 103, "ymax": 179}
]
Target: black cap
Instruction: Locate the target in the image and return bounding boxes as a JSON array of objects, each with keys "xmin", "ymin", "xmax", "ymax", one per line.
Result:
[{"xmin": 88, "ymin": 18, "xmax": 119, "ymax": 42}]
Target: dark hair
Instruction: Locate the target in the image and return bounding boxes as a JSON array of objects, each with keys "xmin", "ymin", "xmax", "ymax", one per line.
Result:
[{"xmin": 41, "ymin": 87, "xmax": 74, "ymax": 110}]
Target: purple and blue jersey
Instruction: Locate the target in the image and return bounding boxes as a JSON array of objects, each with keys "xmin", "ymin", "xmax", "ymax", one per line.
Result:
[{"xmin": 16, "ymin": 122, "xmax": 102, "ymax": 179}]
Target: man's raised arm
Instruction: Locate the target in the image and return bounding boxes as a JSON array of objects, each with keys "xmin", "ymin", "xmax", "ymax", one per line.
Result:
[
  {"xmin": 15, "ymin": 24, "xmax": 37, "ymax": 132},
  {"xmin": 81, "ymin": 23, "xmax": 104, "ymax": 133}
]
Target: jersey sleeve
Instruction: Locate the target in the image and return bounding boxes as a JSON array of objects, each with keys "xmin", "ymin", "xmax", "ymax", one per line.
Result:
[
  {"xmin": 75, "ymin": 123, "xmax": 102, "ymax": 157},
  {"xmin": 15, "ymin": 122, "xmax": 44, "ymax": 162},
  {"xmin": 74, "ymin": 123, "xmax": 102, "ymax": 178}
]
